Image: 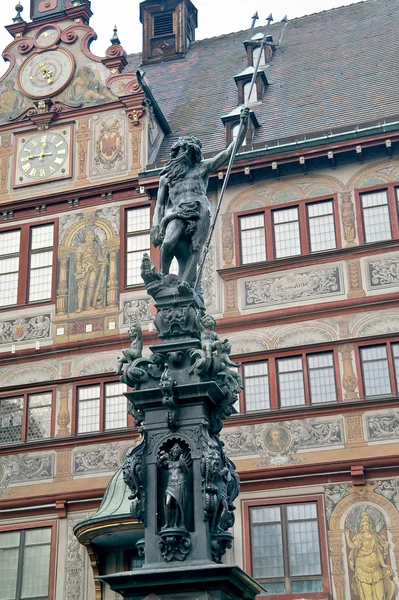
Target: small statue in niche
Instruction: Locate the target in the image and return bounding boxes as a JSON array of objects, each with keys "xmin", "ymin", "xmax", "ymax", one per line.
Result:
[
  {"xmin": 116, "ymin": 320, "xmax": 143, "ymax": 375},
  {"xmin": 158, "ymin": 443, "xmax": 191, "ymax": 530}
]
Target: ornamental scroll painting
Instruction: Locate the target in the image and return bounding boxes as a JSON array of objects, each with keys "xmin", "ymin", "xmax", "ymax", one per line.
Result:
[{"xmin": 345, "ymin": 506, "xmax": 396, "ymax": 600}]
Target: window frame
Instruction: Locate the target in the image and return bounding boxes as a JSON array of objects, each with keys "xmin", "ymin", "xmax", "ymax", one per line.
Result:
[
  {"xmin": 73, "ymin": 378, "xmax": 132, "ymax": 436},
  {"xmin": 355, "ymin": 183, "xmax": 399, "ymax": 245},
  {"xmin": 356, "ymin": 340, "xmax": 399, "ymax": 399},
  {"xmin": 120, "ymin": 202, "xmax": 154, "ymax": 292},
  {"xmin": 0, "ymin": 520, "xmax": 57, "ymax": 600},
  {"xmin": 0, "ymin": 219, "xmax": 58, "ymax": 311},
  {"xmin": 0, "ymin": 388, "xmax": 56, "ymax": 447},
  {"xmin": 243, "ymin": 495, "xmax": 330, "ymax": 600},
  {"xmin": 238, "ymin": 347, "xmax": 341, "ymax": 413},
  {"xmin": 235, "ymin": 194, "xmax": 341, "ymax": 267}
]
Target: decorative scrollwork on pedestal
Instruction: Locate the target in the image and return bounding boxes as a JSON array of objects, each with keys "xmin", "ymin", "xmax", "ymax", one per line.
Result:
[
  {"xmin": 122, "ymin": 436, "xmax": 146, "ymax": 524},
  {"xmin": 158, "ymin": 530, "xmax": 191, "ymax": 562},
  {"xmin": 201, "ymin": 427, "xmax": 240, "ymax": 563}
]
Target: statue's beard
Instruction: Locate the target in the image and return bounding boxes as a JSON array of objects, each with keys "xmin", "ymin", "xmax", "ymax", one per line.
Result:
[{"xmin": 161, "ymin": 150, "xmax": 194, "ymax": 186}]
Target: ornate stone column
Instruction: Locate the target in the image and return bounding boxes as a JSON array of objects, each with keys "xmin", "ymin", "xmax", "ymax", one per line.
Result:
[
  {"xmin": 345, "ymin": 413, "xmax": 364, "ymax": 447},
  {"xmin": 224, "ymin": 280, "xmax": 240, "ymax": 317},
  {"xmin": 129, "ymin": 118, "xmax": 144, "ymax": 177},
  {"xmin": 339, "ymin": 343, "xmax": 359, "ymax": 400},
  {"xmin": 56, "ymin": 254, "xmax": 69, "ymax": 315},
  {"xmin": 0, "ymin": 133, "xmax": 12, "ymax": 196},
  {"xmin": 340, "ymin": 191, "xmax": 357, "ymax": 247},
  {"xmin": 347, "ymin": 259, "xmax": 366, "ymax": 298},
  {"xmin": 76, "ymin": 116, "xmax": 90, "ymax": 181},
  {"xmin": 221, "ymin": 213, "xmax": 235, "ymax": 268},
  {"xmin": 106, "ymin": 246, "xmax": 119, "ymax": 308},
  {"xmin": 328, "ymin": 531, "xmax": 345, "ymax": 600},
  {"xmin": 57, "ymin": 384, "xmax": 71, "ymax": 438}
]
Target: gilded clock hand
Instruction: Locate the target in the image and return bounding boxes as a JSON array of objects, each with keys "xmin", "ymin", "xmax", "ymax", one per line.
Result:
[
  {"xmin": 39, "ymin": 64, "xmax": 54, "ymax": 84},
  {"xmin": 28, "ymin": 153, "xmax": 53, "ymax": 159}
]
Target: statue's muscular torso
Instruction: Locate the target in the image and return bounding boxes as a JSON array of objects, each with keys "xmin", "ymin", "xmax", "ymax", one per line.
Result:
[{"xmin": 164, "ymin": 164, "xmax": 210, "ymax": 214}]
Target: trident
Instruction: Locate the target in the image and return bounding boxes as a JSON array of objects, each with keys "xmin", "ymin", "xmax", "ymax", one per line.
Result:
[{"xmin": 194, "ymin": 13, "xmax": 274, "ymax": 292}]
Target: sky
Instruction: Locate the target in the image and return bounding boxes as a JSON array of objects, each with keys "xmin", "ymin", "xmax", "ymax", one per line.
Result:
[{"xmin": 0, "ymin": 0, "xmax": 365, "ymax": 75}]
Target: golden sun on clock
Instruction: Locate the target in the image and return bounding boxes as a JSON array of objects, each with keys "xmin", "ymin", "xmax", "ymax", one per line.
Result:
[{"xmin": 14, "ymin": 126, "xmax": 73, "ymax": 187}]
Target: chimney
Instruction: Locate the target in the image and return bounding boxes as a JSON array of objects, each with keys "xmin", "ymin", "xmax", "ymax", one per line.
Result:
[{"xmin": 140, "ymin": 0, "xmax": 198, "ymax": 64}]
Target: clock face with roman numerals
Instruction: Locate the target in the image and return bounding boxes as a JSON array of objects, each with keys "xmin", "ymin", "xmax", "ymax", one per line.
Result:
[{"xmin": 14, "ymin": 126, "xmax": 72, "ymax": 187}]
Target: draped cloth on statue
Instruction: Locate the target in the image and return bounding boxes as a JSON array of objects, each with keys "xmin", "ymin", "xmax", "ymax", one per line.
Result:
[{"xmin": 349, "ymin": 532, "xmax": 395, "ymax": 600}]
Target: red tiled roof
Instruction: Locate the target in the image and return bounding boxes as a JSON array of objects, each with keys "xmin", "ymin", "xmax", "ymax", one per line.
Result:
[{"xmin": 125, "ymin": 0, "xmax": 399, "ymax": 162}]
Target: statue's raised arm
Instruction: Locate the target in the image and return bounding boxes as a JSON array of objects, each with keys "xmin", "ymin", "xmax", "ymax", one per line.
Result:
[{"xmin": 149, "ymin": 107, "xmax": 250, "ymax": 291}]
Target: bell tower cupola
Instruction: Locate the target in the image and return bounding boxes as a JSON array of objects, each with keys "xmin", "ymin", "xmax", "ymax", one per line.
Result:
[{"xmin": 140, "ymin": 0, "xmax": 198, "ymax": 64}]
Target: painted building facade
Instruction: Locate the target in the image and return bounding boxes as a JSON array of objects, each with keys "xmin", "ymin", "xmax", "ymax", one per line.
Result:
[{"xmin": 1, "ymin": 1, "xmax": 399, "ymax": 599}]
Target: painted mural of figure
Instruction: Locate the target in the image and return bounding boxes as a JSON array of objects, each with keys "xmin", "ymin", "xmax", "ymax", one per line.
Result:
[
  {"xmin": 66, "ymin": 66, "xmax": 116, "ymax": 105},
  {"xmin": 345, "ymin": 512, "xmax": 395, "ymax": 600},
  {"xmin": 75, "ymin": 229, "xmax": 108, "ymax": 312},
  {"xmin": 158, "ymin": 443, "xmax": 189, "ymax": 530},
  {"xmin": 0, "ymin": 80, "xmax": 25, "ymax": 119}
]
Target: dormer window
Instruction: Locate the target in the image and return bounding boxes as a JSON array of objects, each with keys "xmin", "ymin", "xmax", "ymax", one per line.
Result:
[
  {"xmin": 222, "ymin": 109, "xmax": 259, "ymax": 147},
  {"xmin": 234, "ymin": 68, "xmax": 268, "ymax": 104}
]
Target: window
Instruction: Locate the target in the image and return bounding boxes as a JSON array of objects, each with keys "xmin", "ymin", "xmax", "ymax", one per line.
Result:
[
  {"xmin": 76, "ymin": 381, "xmax": 128, "ymax": 434},
  {"xmin": 0, "ymin": 230, "xmax": 20, "ymax": 308},
  {"xmin": 243, "ymin": 362, "xmax": 270, "ymax": 411},
  {"xmin": 249, "ymin": 501, "xmax": 323, "ymax": 595},
  {"xmin": 153, "ymin": 12, "xmax": 173, "ymax": 36},
  {"xmin": 360, "ymin": 190, "xmax": 391, "ymax": 243},
  {"xmin": 232, "ymin": 123, "xmax": 247, "ymax": 147},
  {"xmin": 0, "ymin": 392, "xmax": 53, "ymax": 445},
  {"xmin": 29, "ymin": 224, "xmax": 54, "ymax": 302},
  {"xmin": 240, "ymin": 351, "xmax": 339, "ymax": 413},
  {"xmin": 239, "ymin": 213, "xmax": 266, "ymax": 264},
  {"xmin": 357, "ymin": 341, "xmax": 399, "ymax": 399},
  {"xmin": 0, "ymin": 527, "xmax": 52, "ymax": 600},
  {"xmin": 253, "ymin": 45, "xmax": 266, "ymax": 67},
  {"xmin": 277, "ymin": 356, "xmax": 305, "ymax": 407},
  {"xmin": 236, "ymin": 197, "xmax": 339, "ymax": 265},
  {"xmin": 244, "ymin": 81, "xmax": 257, "ymax": 104},
  {"xmin": 273, "ymin": 207, "xmax": 301, "ymax": 259},
  {"xmin": 0, "ymin": 222, "xmax": 55, "ymax": 308},
  {"xmin": 360, "ymin": 345, "xmax": 392, "ymax": 397},
  {"xmin": 307, "ymin": 200, "xmax": 336, "ymax": 252},
  {"xmin": 126, "ymin": 206, "xmax": 151, "ymax": 286}
]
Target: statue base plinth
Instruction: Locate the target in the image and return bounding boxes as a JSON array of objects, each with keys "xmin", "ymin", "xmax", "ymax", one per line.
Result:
[{"xmin": 100, "ymin": 564, "xmax": 263, "ymax": 600}]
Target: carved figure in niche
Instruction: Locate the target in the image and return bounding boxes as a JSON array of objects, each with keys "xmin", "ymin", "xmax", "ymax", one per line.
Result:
[
  {"xmin": 64, "ymin": 66, "xmax": 117, "ymax": 106},
  {"xmin": 345, "ymin": 510, "xmax": 395, "ymax": 600},
  {"xmin": 74, "ymin": 228, "xmax": 108, "ymax": 312},
  {"xmin": 0, "ymin": 80, "xmax": 25, "ymax": 120},
  {"xmin": 158, "ymin": 443, "xmax": 190, "ymax": 530},
  {"xmin": 150, "ymin": 107, "xmax": 249, "ymax": 290},
  {"xmin": 116, "ymin": 320, "xmax": 143, "ymax": 375}
]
